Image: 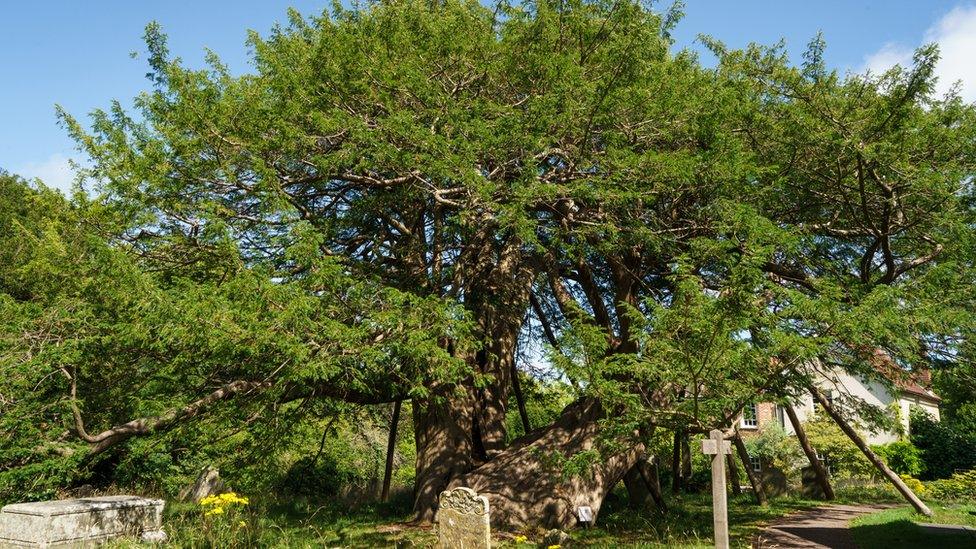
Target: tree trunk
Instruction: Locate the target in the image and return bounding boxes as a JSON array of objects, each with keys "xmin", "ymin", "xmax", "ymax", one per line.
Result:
[
  {"xmin": 671, "ymin": 430, "xmax": 682, "ymax": 492},
  {"xmin": 681, "ymin": 432, "xmax": 692, "ymax": 482},
  {"xmin": 784, "ymin": 402, "xmax": 834, "ymax": 500},
  {"xmin": 726, "ymin": 453, "xmax": 742, "ymax": 497},
  {"xmin": 412, "ymin": 386, "xmax": 477, "ymax": 522},
  {"xmin": 511, "ymin": 363, "xmax": 531, "ymax": 434},
  {"xmin": 381, "ymin": 400, "xmax": 402, "ymax": 502},
  {"xmin": 640, "ymin": 456, "xmax": 667, "ymax": 511},
  {"xmin": 413, "ymin": 283, "xmax": 529, "ymax": 520},
  {"xmin": 453, "ymin": 398, "xmax": 642, "ymax": 530},
  {"xmin": 732, "ymin": 428, "xmax": 767, "ymax": 506},
  {"xmin": 809, "ymin": 386, "xmax": 932, "ymax": 516},
  {"xmin": 624, "ymin": 465, "xmax": 649, "ymax": 508}
]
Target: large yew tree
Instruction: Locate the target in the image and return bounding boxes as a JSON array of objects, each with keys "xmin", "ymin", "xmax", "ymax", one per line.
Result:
[{"xmin": 3, "ymin": 0, "xmax": 975, "ymax": 529}]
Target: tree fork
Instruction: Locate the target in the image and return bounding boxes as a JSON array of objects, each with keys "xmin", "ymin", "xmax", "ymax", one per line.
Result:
[
  {"xmin": 809, "ymin": 386, "xmax": 931, "ymax": 516},
  {"xmin": 784, "ymin": 402, "xmax": 834, "ymax": 500}
]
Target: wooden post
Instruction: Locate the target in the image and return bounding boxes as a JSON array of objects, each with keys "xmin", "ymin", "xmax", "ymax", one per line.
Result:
[
  {"xmin": 809, "ymin": 386, "xmax": 932, "ymax": 516},
  {"xmin": 732, "ymin": 427, "xmax": 767, "ymax": 506},
  {"xmin": 702, "ymin": 429, "xmax": 732, "ymax": 549},
  {"xmin": 381, "ymin": 400, "xmax": 402, "ymax": 502},
  {"xmin": 784, "ymin": 402, "xmax": 834, "ymax": 500}
]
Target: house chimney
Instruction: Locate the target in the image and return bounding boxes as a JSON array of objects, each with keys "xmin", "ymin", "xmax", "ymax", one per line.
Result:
[{"xmin": 916, "ymin": 367, "xmax": 932, "ymax": 389}]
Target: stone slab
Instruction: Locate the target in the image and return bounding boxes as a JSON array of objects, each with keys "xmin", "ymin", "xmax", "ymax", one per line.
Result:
[
  {"xmin": 436, "ymin": 487, "xmax": 490, "ymax": 549},
  {"xmin": 0, "ymin": 496, "xmax": 164, "ymax": 548}
]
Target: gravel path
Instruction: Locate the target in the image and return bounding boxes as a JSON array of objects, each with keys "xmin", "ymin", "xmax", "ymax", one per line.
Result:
[{"xmin": 753, "ymin": 504, "xmax": 897, "ymax": 548}]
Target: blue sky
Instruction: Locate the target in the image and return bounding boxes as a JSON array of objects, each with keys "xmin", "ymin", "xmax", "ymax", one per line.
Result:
[{"xmin": 2, "ymin": 1, "xmax": 974, "ymax": 193}]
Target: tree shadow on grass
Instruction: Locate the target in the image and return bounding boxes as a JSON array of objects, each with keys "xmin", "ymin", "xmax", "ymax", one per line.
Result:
[{"xmin": 850, "ymin": 519, "xmax": 976, "ymax": 549}]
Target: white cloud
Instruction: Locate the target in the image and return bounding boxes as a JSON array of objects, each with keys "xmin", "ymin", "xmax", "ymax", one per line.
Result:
[
  {"xmin": 15, "ymin": 153, "xmax": 77, "ymax": 195},
  {"xmin": 862, "ymin": 42, "xmax": 914, "ymax": 76},
  {"xmin": 861, "ymin": 4, "xmax": 976, "ymax": 102}
]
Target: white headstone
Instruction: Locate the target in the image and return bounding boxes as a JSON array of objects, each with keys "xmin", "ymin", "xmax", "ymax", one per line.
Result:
[{"xmin": 436, "ymin": 487, "xmax": 490, "ymax": 549}]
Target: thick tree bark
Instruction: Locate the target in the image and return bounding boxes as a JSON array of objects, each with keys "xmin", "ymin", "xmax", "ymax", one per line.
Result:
[
  {"xmin": 624, "ymin": 455, "xmax": 667, "ymax": 510},
  {"xmin": 453, "ymin": 398, "xmax": 642, "ymax": 530},
  {"xmin": 412, "ymin": 386, "xmax": 477, "ymax": 522},
  {"xmin": 624, "ymin": 464, "xmax": 649, "ymax": 508},
  {"xmin": 732, "ymin": 428, "xmax": 767, "ymax": 506},
  {"xmin": 412, "ymin": 248, "xmax": 532, "ymax": 520},
  {"xmin": 809, "ymin": 386, "xmax": 932, "ymax": 516},
  {"xmin": 640, "ymin": 456, "xmax": 667, "ymax": 511},
  {"xmin": 784, "ymin": 402, "xmax": 834, "ymax": 500},
  {"xmin": 381, "ymin": 400, "xmax": 402, "ymax": 502}
]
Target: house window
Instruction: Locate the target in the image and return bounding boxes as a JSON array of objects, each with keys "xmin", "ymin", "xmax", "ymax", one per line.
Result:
[
  {"xmin": 816, "ymin": 452, "xmax": 834, "ymax": 476},
  {"xmin": 741, "ymin": 403, "xmax": 758, "ymax": 428},
  {"xmin": 750, "ymin": 456, "xmax": 762, "ymax": 472}
]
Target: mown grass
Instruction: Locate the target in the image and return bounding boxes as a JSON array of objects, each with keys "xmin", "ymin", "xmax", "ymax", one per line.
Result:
[
  {"xmin": 549, "ymin": 492, "xmax": 820, "ymax": 548},
  {"xmin": 850, "ymin": 503, "xmax": 976, "ymax": 549},
  {"xmin": 103, "ymin": 490, "xmax": 818, "ymax": 548},
  {"xmin": 101, "ymin": 488, "xmax": 975, "ymax": 548}
]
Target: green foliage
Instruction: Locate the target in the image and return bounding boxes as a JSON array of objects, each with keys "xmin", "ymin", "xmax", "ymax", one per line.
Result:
[
  {"xmin": 872, "ymin": 440, "xmax": 924, "ymax": 477},
  {"xmin": 743, "ymin": 424, "xmax": 801, "ymax": 472},
  {"xmin": 4, "ymin": 0, "xmax": 976, "ymax": 514},
  {"xmin": 926, "ymin": 469, "xmax": 976, "ymax": 501},
  {"xmin": 504, "ymin": 376, "xmax": 574, "ymax": 441},
  {"xmin": 803, "ymin": 416, "xmax": 873, "ymax": 478},
  {"xmin": 0, "ymin": 172, "xmax": 470, "ymax": 503},
  {"xmin": 910, "ymin": 409, "xmax": 976, "ymax": 480}
]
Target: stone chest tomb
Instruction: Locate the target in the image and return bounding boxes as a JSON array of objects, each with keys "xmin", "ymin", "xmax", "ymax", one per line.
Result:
[{"xmin": 0, "ymin": 495, "xmax": 164, "ymax": 548}]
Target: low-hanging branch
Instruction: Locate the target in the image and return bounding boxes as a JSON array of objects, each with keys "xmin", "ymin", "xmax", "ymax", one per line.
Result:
[
  {"xmin": 67, "ymin": 371, "xmax": 411, "ymax": 457},
  {"xmin": 71, "ymin": 378, "xmax": 271, "ymax": 457}
]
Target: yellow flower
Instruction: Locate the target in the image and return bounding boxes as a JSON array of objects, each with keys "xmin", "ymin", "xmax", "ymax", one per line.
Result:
[
  {"xmin": 547, "ymin": 545, "xmax": 561, "ymax": 549},
  {"xmin": 199, "ymin": 495, "xmax": 221, "ymax": 507},
  {"xmin": 205, "ymin": 506, "xmax": 224, "ymax": 516},
  {"xmin": 238, "ymin": 520, "xmax": 247, "ymax": 527},
  {"xmin": 513, "ymin": 535, "xmax": 528, "ymax": 544}
]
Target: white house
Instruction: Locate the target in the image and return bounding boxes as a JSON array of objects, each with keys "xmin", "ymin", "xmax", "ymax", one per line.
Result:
[{"xmin": 741, "ymin": 352, "xmax": 941, "ymax": 446}]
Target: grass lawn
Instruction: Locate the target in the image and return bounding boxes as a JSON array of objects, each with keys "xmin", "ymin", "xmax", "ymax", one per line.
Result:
[
  {"xmin": 103, "ymin": 486, "xmax": 976, "ymax": 548},
  {"xmin": 102, "ymin": 491, "xmax": 820, "ymax": 548},
  {"xmin": 850, "ymin": 503, "xmax": 976, "ymax": 549}
]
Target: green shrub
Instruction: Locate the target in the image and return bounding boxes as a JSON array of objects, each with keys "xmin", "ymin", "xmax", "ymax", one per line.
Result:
[
  {"xmin": 872, "ymin": 440, "xmax": 924, "ymax": 477},
  {"xmin": 909, "ymin": 409, "xmax": 976, "ymax": 479},
  {"xmin": 804, "ymin": 416, "xmax": 873, "ymax": 478},
  {"xmin": 743, "ymin": 423, "xmax": 801, "ymax": 472},
  {"xmin": 926, "ymin": 469, "xmax": 976, "ymax": 501}
]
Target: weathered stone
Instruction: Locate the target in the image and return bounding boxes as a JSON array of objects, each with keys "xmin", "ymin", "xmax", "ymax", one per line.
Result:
[
  {"xmin": 436, "ymin": 487, "xmax": 490, "ymax": 549},
  {"xmin": 761, "ymin": 466, "xmax": 788, "ymax": 498},
  {"xmin": 0, "ymin": 496, "xmax": 164, "ymax": 548},
  {"xmin": 800, "ymin": 466, "xmax": 826, "ymax": 499},
  {"xmin": 178, "ymin": 465, "xmax": 226, "ymax": 503}
]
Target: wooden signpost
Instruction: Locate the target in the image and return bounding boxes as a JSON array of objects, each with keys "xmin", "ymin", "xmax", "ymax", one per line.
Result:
[{"xmin": 702, "ymin": 429, "xmax": 732, "ymax": 549}]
